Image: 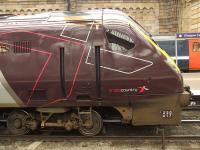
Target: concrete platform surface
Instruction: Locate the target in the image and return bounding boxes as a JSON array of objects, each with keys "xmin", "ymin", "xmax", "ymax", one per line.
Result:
[{"xmin": 182, "ymin": 72, "xmax": 200, "ymax": 95}]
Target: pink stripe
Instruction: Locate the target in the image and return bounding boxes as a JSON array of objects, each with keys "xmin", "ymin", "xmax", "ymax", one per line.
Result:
[
  {"xmin": 0, "ymin": 30, "xmax": 84, "ymax": 46},
  {"xmin": 0, "ymin": 30, "xmax": 87, "ymax": 106},
  {"xmin": 42, "ymin": 45, "xmax": 87, "ymax": 107},
  {"xmin": 0, "ymin": 40, "xmax": 52, "ymax": 106},
  {"xmin": 67, "ymin": 45, "xmax": 86, "ymax": 97},
  {"xmin": 30, "ymin": 49, "xmax": 51, "ymax": 55},
  {"xmin": 41, "ymin": 99, "xmax": 63, "ymax": 107},
  {"xmin": 26, "ymin": 54, "xmax": 52, "ymax": 106}
]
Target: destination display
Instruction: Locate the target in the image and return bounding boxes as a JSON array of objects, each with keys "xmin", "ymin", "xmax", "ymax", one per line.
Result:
[{"xmin": 177, "ymin": 33, "xmax": 200, "ymax": 39}]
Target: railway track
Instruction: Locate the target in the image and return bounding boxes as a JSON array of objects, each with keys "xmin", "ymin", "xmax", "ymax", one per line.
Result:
[
  {"xmin": 183, "ymin": 95, "xmax": 200, "ymax": 110},
  {"xmin": 0, "ymin": 97, "xmax": 199, "ymax": 150},
  {"xmin": 181, "ymin": 99, "xmax": 200, "ymax": 123},
  {"xmin": 0, "ymin": 134, "xmax": 199, "ymax": 141},
  {"xmin": 0, "ymin": 133, "xmax": 200, "ymax": 150},
  {"xmin": 0, "ymin": 118, "xmax": 199, "ymax": 150}
]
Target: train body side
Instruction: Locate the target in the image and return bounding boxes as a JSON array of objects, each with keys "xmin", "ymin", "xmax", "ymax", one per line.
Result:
[{"xmin": 0, "ymin": 11, "xmax": 190, "ymax": 126}]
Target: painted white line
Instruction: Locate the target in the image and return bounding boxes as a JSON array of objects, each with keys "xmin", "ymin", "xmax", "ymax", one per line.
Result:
[
  {"xmin": 85, "ymin": 22, "xmax": 94, "ymax": 42},
  {"xmin": 85, "ymin": 47, "xmax": 153, "ymax": 74},
  {"xmin": 184, "ymin": 78, "xmax": 200, "ymax": 81},
  {"xmin": 171, "ymin": 56, "xmax": 189, "ymax": 60},
  {"xmin": 60, "ymin": 22, "xmax": 94, "ymax": 43},
  {"xmin": 0, "ymin": 70, "xmax": 24, "ymax": 106},
  {"xmin": 191, "ymin": 90, "xmax": 200, "ymax": 96},
  {"xmin": 27, "ymin": 141, "xmax": 43, "ymax": 150},
  {"xmin": 85, "ymin": 46, "xmax": 92, "ymax": 64}
]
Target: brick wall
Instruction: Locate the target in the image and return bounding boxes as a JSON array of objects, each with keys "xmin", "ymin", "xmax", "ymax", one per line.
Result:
[
  {"xmin": 191, "ymin": 0, "xmax": 200, "ymax": 32},
  {"xmin": 71, "ymin": 0, "xmax": 160, "ymax": 34},
  {"xmin": 0, "ymin": 0, "xmax": 199, "ymax": 35},
  {"xmin": 0, "ymin": 0, "xmax": 67, "ymax": 15}
]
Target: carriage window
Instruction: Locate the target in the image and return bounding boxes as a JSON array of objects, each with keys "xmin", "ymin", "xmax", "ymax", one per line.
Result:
[
  {"xmin": 105, "ymin": 28, "xmax": 135, "ymax": 54},
  {"xmin": 193, "ymin": 42, "xmax": 200, "ymax": 52},
  {"xmin": 156, "ymin": 40, "xmax": 175, "ymax": 56},
  {"xmin": 178, "ymin": 40, "xmax": 188, "ymax": 56}
]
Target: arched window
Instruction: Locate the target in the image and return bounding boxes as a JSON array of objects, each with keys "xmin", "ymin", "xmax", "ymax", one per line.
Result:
[
  {"xmin": 13, "ymin": 9, "xmax": 17, "ymax": 15},
  {"xmin": 143, "ymin": 7, "xmax": 148, "ymax": 14},
  {"xmin": 27, "ymin": 9, "xmax": 32, "ymax": 15},
  {"xmin": 20, "ymin": 9, "xmax": 25, "ymax": 15},
  {"xmin": 122, "ymin": 7, "xmax": 127, "ymax": 13},
  {"xmin": 33, "ymin": 9, "xmax": 39, "ymax": 15},
  {"xmin": 129, "ymin": 7, "xmax": 133, "ymax": 12},
  {"xmin": 149, "ymin": 7, "xmax": 154, "ymax": 14},
  {"xmin": 41, "ymin": 9, "xmax": 46, "ymax": 12},
  {"xmin": 6, "ymin": 10, "xmax": 10, "ymax": 14},
  {"xmin": 136, "ymin": 7, "xmax": 140, "ymax": 14}
]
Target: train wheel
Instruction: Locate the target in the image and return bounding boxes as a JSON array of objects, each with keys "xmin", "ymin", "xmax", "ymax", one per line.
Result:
[
  {"xmin": 78, "ymin": 110, "xmax": 103, "ymax": 136},
  {"xmin": 7, "ymin": 110, "xmax": 32, "ymax": 135}
]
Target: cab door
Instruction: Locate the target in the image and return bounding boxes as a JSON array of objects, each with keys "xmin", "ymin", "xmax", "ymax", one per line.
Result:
[
  {"xmin": 63, "ymin": 22, "xmax": 96, "ymax": 100},
  {"xmin": 189, "ymin": 39, "xmax": 200, "ymax": 70},
  {"xmin": 100, "ymin": 23, "xmax": 151, "ymax": 104}
]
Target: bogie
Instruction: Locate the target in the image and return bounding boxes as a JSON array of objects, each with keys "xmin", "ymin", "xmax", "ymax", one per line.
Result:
[
  {"xmin": 5, "ymin": 108, "xmax": 104, "ymax": 136},
  {"xmin": 78, "ymin": 110, "xmax": 103, "ymax": 136},
  {"xmin": 7, "ymin": 110, "xmax": 33, "ymax": 135}
]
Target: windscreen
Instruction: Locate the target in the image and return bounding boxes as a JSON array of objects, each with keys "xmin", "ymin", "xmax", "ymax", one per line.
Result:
[{"xmin": 128, "ymin": 16, "xmax": 152, "ymax": 37}]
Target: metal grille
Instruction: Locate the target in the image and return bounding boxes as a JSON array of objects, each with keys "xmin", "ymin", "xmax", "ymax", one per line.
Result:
[{"xmin": 13, "ymin": 41, "xmax": 31, "ymax": 53}]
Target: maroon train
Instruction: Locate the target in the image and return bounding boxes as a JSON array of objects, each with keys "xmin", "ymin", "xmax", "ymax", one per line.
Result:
[{"xmin": 0, "ymin": 10, "xmax": 190, "ymax": 136}]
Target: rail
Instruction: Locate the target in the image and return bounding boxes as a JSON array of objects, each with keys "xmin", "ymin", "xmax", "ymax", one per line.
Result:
[{"xmin": 0, "ymin": 132, "xmax": 200, "ymax": 150}]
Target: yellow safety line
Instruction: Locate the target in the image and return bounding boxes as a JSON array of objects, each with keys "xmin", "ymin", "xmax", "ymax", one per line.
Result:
[{"xmin": 128, "ymin": 21, "xmax": 180, "ymax": 73}]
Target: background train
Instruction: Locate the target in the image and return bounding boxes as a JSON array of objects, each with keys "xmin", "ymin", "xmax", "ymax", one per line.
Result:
[
  {"xmin": 153, "ymin": 33, "xmax": 200, "ymax": 72},
  {"xmin": 0, "ymin": 9, "xmax": 190, "ymax": 136}
]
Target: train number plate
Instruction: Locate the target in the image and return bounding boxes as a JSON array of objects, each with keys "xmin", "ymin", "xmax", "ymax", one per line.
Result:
[{"xmin": 160, "ymin": 110, "xmax": 172, "ymax": 118}]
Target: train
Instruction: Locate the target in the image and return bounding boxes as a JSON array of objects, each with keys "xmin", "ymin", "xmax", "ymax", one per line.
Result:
[
  {"xmin": 153, "ymin": 34, "xmax": 200, "ymax": 72},
  {"xmin": 0, "ymin": 9, "xmax": 190, "ymax": 136}
]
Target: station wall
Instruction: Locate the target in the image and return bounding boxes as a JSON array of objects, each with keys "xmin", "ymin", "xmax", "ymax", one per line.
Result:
[{"xmin": 0, "ymin": 0, "xmax": 199, "ymax": 35}]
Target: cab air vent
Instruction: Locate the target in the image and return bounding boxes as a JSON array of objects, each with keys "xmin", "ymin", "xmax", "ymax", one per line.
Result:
[{"xmin": 13, "ymin": 41, "xmax": 31, "ymax": 53}]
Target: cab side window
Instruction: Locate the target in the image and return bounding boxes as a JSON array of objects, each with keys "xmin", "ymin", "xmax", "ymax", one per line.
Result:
[{"xmin": 105, "ymin": 26, "xmax": 135, "ymax": 54}]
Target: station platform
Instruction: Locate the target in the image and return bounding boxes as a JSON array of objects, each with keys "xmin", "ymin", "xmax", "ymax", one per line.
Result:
[{"xmin": 182, "ymin": 72, "xmax": 200, "ymax": 96}]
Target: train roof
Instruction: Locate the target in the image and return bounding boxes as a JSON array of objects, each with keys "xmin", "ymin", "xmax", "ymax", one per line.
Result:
[
  {"xmin": 0, "ymin": 9, "xmax": 127, "ymax": 23},
  {"xmin": 0, "ymin": 9, "xmax": 151, "ymax": 40}
]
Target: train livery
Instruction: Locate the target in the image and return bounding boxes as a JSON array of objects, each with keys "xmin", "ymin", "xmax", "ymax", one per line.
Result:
[
  {"xmin": 0, "ymin": 10, "xmax": 190, "ymax": 136},
  {"xmin": 153, "ymin": 34, "xmax": 200, "ymax": 71}
]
